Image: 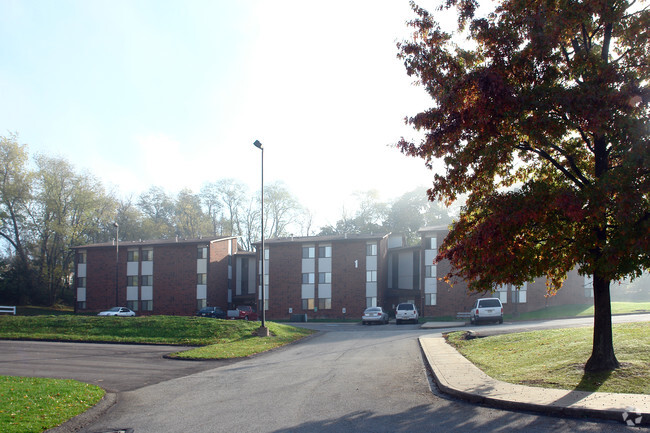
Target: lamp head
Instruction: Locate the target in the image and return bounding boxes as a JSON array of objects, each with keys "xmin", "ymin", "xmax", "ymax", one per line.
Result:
[
  {"xmin": 253, "ymin": 140, "xmax": 263, "ymax": 149},
  {"xmin": 113, "ymin": 222, "xmax": 119, "ymax": 228}
]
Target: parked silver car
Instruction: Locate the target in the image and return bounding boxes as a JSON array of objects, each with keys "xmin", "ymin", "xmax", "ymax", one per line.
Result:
[
  {"xmin": 470, "ymin": 298, "xmax": 503, "ymax": 324},
  {"xmin": 362, "ymin": 307, "xmax": 389, "ymax": 325},
  {"xmin": 395, "ymin": 303, "xmax": 418, "ymax": 325},
  {"xmin": 97, "ymin": 307, "xmax": 136, "ymax": 317}
]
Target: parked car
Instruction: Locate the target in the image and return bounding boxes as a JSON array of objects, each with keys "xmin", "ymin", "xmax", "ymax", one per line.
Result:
[
  {"xmin": 470, "ymin": 298, "xmax": 503, "ymax": 324},
  {"xmin": 395, "ymin": 303, "xmax": 418, "ymax": 324},
  {"xmin": 227, "ymin": 305, "xmax": 259, "ymax": 321},
  {"xmin": 97, "ymin": 307, "xmax": 136, "ymax": 317},
  {"xmin": 362, "ymin": 307, "xmax": 389, "ymax": 325},
  {"xmin": 196, "ymin": 306, "xmax": 226, "ymax": 319}
]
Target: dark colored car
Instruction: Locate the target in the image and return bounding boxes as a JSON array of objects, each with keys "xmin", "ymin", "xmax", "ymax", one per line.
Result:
[{"xmin": 196, "ymin": 306, "xmax": 226, "ymax": 319}]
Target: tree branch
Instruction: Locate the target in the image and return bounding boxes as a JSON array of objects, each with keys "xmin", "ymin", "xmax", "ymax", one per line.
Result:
[{"xmin": 516, "ymin": 141, "xmax": 587, "ymax": 189}]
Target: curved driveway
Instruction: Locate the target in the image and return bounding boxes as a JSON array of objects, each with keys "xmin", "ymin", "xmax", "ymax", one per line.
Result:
[
  {"xmin": 0, "ymin": 341, "xmax": 230, "ymax": 392},
  {"xmin": 2, "ymin": 316, "xmax": 646, "ymax": 432}
]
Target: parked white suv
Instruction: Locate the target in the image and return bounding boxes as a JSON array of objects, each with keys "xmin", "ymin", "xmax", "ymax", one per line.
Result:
[
  {"xmin": 470, "ymin": 298, "xmax": 503, "ymax": 324},
  {"xmin": 395, "ymin": 303, "xmax": 419, "ymax": 325}
]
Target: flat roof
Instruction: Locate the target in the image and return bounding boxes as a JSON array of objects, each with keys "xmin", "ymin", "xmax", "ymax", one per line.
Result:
[
  {"xmin": 418, "ymin": 225, "xmax": 450, "ymax": 233},
  {"xmin": 258, "ymin": 233, "xmax": 391, "ymax": 246},
  {"xmin": 73, "ymin": 236, "xmax": 237, "ymax": 250}
]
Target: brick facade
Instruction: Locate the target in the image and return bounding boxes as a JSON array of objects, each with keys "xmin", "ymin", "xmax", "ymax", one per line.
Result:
[
  {"xmin": 416, "ymin": 227, "xmax": 592, "ymax": 318},
  {"xmin": 74, "ymin": 237, "xmax": 237, "ymax": 316},
  {"xmin": 259, "ymin": 234, "xmax": 390, "ymax": 320},
  {"xmin": 74, "ymin": 229, "xmax": 592, "ymax": 319}
]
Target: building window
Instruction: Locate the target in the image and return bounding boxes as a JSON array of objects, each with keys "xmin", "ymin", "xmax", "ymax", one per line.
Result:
[
  {"xmin": 366, "ymin": 243, "xmax": 377, "ymax": 256},
  {"xmin": 141, "ymin": 300, "xmax": 153, "ymax": 311},
  {"xmin": 425, "ymin": 293, "xmax": 437, "ymax": 305},
  {"xmin": 264, "ymin": 248, "xmax": 269, "ymax": 260},
  {"xmin": 512, "ymin": 283, "xmax": 527, "ymax": 303},
  {"xmin": 318, "ymin": 245, "xmax": 332, "ymax": 258},
  {"xmin": 127, "ymin": 250, "xmax": 139, "ymax": 262},
  {"xmin": 366, "ymin": 297, "xmax": 377, "ymax": 308},
  {"xmin": 302, "ymin": 298, "xmax": 315, "ymax": 310},
  {"xmin": 142, "ymin": 249, "xmax": 153, "ymax": 261},
  {"xmin": 197, "ymin": 246, "xmax": 208, "ymax": 259},
  {"xmin": 77, "ymin": 277, "xmax": 86, "ymax": 288},
  {"xmin": 496, "ymin": 284, "xmax": 508, "ymax": 303},
  {"xmin": 426, "ymin": 237, "xmax": 437, "ymax": 250},
  {"xmin": 197, "ymin": 273, "xmax": 207, "ymax": 285},
  {"xmin": 318, "ymin": 298, "xmax": 332, "ymax": 310},
  {"xmin": 77, "ymin": 301, "xmax": 86, "ymax": 310},
  {"xmin": 302, "ymin": 273, "xmax": 315, "ymax": 284},
  {"xmin": 141, "ymin": 275, "xmax": 153, "ymax": 286},
  {"xmin": 302, "ymin": 246, "xmax": 315, "ymax": 259},
  {"xmin": 584, "ymin": 275, "xmax": 594, "ymax": 298},
  {"xmin": 318, "ymin": 272, "xmax": 331, "ymax": 284},
  {"xmin": 78, "ymin": 251, "xmax": 86, "ymax": 264},
  {"xmin": 127, "ymin": 276, "xmax": 138, "ymax": 286},
  {"xmin": 366, "ymin": 270, "xmax": 377, "ymax": 282},
  {"xmin": 197, "ymin": 299, "xmax": 207, "ymax": 310},
  {"xmin": 127, "ymin": 300, "xmax": 139, "ymax": 311},
  {"xmin": 425, "ymin": 265, "xmax": 436, "ymax": 278}
]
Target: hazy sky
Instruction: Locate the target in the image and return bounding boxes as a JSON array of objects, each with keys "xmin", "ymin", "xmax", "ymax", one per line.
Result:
[{"xmin": 0, "ymin": 0, "xmax": 443, "ymax": 228}]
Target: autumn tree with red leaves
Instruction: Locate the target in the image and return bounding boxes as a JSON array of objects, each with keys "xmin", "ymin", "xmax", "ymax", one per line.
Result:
[{"xmin": 397, "ymin": 0, "xmax": 649, "ymax": 372}]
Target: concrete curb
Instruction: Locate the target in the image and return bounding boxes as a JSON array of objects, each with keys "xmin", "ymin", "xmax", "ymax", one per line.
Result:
[
  {"xmin": 46, "ymin": 391, "xmax": 117, "ymax": 433},
  {"xmin": 419, "ymin": 336, "xmax": 650, "ymax": 426}
]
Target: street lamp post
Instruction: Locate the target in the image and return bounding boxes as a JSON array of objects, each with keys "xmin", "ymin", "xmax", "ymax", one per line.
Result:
[
  {"xmin": 114, "ymin": 222, "xmax": 119, "ymax": 306},
  {"xmin": 253, "ymin": 140, "xmax": 268, "ymax": 336}
]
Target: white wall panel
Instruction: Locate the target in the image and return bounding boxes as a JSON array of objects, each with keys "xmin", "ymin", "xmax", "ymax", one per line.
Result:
[
  {"xmin": 301, "ymin": 285, "xmax": 315, "ymax": 299},
  {"xmin": 77, "ymin": 264, "xmax": 86, "ymax": 278},
  {"xmin": 127, "ymin": 286, "xmax": 138, "ymax": 300},
  {"xmin": 197, "ymin": 259, "xmax": 207, "ymax": 274},
  {"xmin": 249, "ymin": 260, "xmax": 257, "ymax": 294},
  {"xmin": 366, "ymin": 255, "xmax": 377, "ymax": 271},
  {"xmin": 77, "ymin": 287, "xmax": 86, "ymax": 302},
  {"xmin": 302, "ymin": 259, "xmax": 315, "ymax": 273},
  {"xmin": 141, "ymin": 261, "xmax": 153, "ymax": 275},
  {"xmin": 425, "ymin": 278, "xmax": 437, "ymax": 294},
  {"xmin": 424, "ymin": 250, "xmax": 437, "ymax": 266},
  {"xmin": 365, "ymin": 282, "xmax": 377, "ymax": 297},
  {"xmin": 127, "ymin": 262, "xmax": 139, "ymax": 276},
  {"xmin": 318, "ymin": 258, "xmax": 332, "ymax": 273},
  {"xmin": 318, "ymin": 284, "xmax": 332, "ymax": 298},
  {"xmin": 141, "ymin": 286, "xmax": 153, "ymax": 301},
  {"xmin": 398, "ymin": 252, "xmax": 414, "ymax": 290},
  {"xmin": 196, "ymin": 285, "xmax": 207, "ymax": 299}
]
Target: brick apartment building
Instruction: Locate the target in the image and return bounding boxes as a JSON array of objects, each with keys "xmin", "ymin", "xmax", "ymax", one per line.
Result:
[
  {"xmin": 383, "ymin": 226, "xmax": 592, "ymax": 318},
  {"xmin": 255, "ymin": 233, "xmax": 403, "ymax": 320},
  {"xmin": 73, "ymin": 228, "xmax": 591, "ymax": 319},
  {"xmin": 72, "ymin": 236, "xmax": 239, "ymax": 316}
]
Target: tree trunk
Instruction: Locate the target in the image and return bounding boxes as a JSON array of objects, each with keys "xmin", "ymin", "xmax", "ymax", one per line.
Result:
[{"xmin": 585, "ymin": 275, "xmax": 619, "ymax": 372}]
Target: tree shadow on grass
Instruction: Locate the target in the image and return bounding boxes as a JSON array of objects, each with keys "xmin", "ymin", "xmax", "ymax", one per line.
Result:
[{"xmin": 574, "ymin": 364, "xmax": 613, "ymax": 392}]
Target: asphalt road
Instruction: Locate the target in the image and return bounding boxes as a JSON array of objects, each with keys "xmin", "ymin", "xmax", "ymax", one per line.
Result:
[
  {"xmin": 2, "ymin": 315, "xmax": 647, "ymax": 432},
  {"xmin": 0, "ymin": 341, "xmax": 229, "ymax": 392}
]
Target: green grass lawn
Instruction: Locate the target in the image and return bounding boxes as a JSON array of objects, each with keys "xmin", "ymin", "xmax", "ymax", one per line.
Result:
[
  {"xmin": 0, "ymin": 315, "xmax": 315, "ymax": 359},
  {"xmin": 0, "ymin": 376, "xmax": 104, "ymax": 433},
  {"xmin": 446, "ymin": 321, "xmax": 650, "ymax": 394},
  {"xmin": 506, "ymin": 302, "xmax": 650, "ymax": 321}
]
